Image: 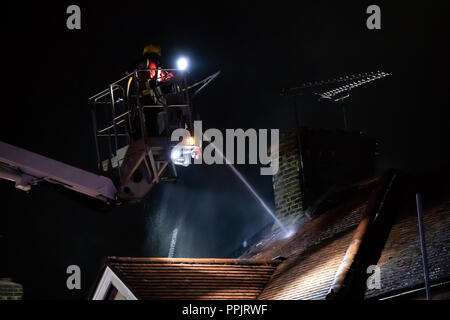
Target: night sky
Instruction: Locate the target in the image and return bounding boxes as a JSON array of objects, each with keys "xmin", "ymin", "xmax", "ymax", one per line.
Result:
[{"xmin": 1, "ymin": 1, "xmax": 449, "ymax": 299}]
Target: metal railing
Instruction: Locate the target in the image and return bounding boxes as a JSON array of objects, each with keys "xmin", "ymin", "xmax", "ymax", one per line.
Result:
[{"xmin": 89, "ymin": 69, "xmax": 190, "ymax": 175}]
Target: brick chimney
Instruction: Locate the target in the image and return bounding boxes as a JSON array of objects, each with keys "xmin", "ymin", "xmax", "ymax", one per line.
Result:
[
  {"xmin": 272, "ymin": 132, "xmax": 304, "ymax": 227},
  {"xmin": 271, "ymin": 128, "xmax": 377, "ymax": 229}
]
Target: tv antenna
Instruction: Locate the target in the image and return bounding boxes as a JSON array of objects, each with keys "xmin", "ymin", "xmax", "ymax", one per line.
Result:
[{"xmin": 281, "ymin": 71, "xmax": 390, "ymax": 129}]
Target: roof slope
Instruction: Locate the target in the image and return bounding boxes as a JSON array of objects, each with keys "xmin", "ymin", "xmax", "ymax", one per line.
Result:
[
  {"xmin": 365, "ymin": 193, "xmax": 450, "ymax": 299},
  {"xmin": 106, "ymin": 257, "xmax": 280, "ymax": 300},
  {"xmin": 240, "ymin": 177, "xmax": 378, "ymax": 261},
  {"xmin": 259, "ymin": 229, "xmax": 355, "ymax": 300},
  {"xmin": 239, "ymin": 176, "xmax": 385, "ymax": 300}
]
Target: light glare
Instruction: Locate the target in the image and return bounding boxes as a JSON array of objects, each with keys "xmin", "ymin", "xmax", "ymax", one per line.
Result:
[
  {"xmin": 171, "ymin": 148, "xmax": 182, "ymax": 160},
  {"xmin": 177, "ymin": 57, "xmax": 188, "ymax": 70}
]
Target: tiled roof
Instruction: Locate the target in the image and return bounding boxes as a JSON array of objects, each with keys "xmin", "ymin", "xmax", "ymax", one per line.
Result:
[
  {"xmin": 240, "ymin": 177, "xmax": 378, "ymax": 261},
  {"xmin": 105, "ymin": 257, "xmax": 280, "ymax": 300},
  {"xmin": 94, "ymin": 172, "xmax": 450, "ymax": 300},
  {"xmin": 239, "ymin": 176, "xmax": 385, "ymax": 300},
  {"xmin": 259, "ymin": 229, "xmax": 355, "ymax": 300},
  {"xmin": 365, "ymin": 197, "xmax": 450, "ymax": 299},
  {"xmin": 241, "ymin": 170, "xmax": 450, "ymax": 300}
]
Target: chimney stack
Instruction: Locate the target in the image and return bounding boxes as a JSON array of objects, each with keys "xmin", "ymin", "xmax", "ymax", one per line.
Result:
[{"xmin": 271, "ymin": 128, "xmax": 377, "ymax": 230}]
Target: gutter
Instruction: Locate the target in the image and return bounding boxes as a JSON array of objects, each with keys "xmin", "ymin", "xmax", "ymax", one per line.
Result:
[
  {"xmin": 379, "ymin": 280, "xmax": 450, "ymax": 300},
  {"xmin": 326, "ymin": 172, "xmax": 397, "ymax": 299}
]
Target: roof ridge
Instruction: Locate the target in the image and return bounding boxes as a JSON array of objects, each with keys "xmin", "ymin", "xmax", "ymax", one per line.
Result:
[{"xmin": 107, "ymin": 257, "xmax": 281, "ymax": 266}]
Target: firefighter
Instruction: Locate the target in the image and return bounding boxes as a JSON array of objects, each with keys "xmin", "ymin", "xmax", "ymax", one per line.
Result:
[
  {"xmin": 126, "ymin": 44, "xmax": 173, "ymax": 102},
  {"xmin": 141, "ymin": 44, "xmax": 162, "ymax": 98},
  {"xmin": 126, "ymin": 45, "xmax": 174, "ymax": 138}
]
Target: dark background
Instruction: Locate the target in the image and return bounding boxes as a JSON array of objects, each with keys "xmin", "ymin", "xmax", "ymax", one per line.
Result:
[{"xmin": 1, "ymin": 1, "xmax": 449, "ymax": 299}]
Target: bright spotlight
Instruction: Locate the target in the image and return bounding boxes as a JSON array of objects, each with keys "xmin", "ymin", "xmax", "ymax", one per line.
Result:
[
  {"xmin": 177, "ymin": 57, "xmax": 188, "ymax": 70},
  {"xmin": 186, "ymin": 136, "xmax": 195, "ymax": 146},
  {"xmin": 171, "ymin": 148, "xmax": 182, "ymax": 160}
]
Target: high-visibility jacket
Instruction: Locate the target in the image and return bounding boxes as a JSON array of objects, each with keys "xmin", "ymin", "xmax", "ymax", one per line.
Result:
[{"xmin": 140, "ymin": 58, "xmax": 173, "ymax": 96}]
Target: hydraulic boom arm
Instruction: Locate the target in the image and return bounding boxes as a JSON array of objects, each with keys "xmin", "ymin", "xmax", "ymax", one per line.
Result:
[{"xmin": 0, "ymin": 141, "xmax": 117, "ymax": 203}]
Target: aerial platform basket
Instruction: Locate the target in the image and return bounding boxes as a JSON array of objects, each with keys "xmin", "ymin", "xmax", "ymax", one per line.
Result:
[{"xmin": 89, "ymin": 69, "xmax": 194, "ymax": 202}]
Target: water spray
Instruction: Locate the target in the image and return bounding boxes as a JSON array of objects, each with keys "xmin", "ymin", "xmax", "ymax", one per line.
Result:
[
  {"xmin": 168, "ymin": 227, "xmax": 179, "ymax": 258},
  {"xmin": 203, "ymin": 134, "xmax": 289, "ymax": 235}
]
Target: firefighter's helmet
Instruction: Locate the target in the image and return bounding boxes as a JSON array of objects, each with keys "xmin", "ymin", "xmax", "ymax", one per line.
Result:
[{"xmin": 143, "ymin": 44, "xmax": 161, "ymax": 56}]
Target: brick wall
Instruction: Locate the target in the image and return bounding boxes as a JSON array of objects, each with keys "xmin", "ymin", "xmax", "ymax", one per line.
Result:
[
  {"xmin": 0, "ymin": 279, "xmax": 23, "ymax": 300},
  {"xmin": 272, "ymin": 131, "xmax": 304, "ymax": 229}
]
